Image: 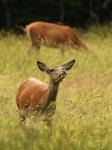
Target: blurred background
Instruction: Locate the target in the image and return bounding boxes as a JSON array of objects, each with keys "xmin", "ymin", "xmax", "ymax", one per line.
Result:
[{"xmin": 0, "ymin": 0, "xmax": 112, "ymax": 29}]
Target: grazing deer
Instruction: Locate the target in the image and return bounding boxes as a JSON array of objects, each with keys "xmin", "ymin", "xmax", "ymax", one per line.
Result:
[
  {"xmin": 16, "ymin": 59, "xmax": 75, "ymax": 125},
  {"xmin": 24, "ymin": 21, "xmax": 89, "ymax": 53}
]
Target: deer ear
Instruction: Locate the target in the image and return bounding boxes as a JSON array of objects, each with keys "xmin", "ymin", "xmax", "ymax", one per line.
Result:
[
  {"xmin": 37, "ymin": 61, "xmax": 49, "ymax": 72},
  {"xmin": 63, "ymin": 59, "xmax": 75, "ymax": 70}
]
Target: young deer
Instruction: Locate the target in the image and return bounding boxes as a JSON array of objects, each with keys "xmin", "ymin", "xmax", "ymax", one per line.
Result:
[{"xmin": 16, "ymin": 59, "xmax": 75, "ymax": 125}]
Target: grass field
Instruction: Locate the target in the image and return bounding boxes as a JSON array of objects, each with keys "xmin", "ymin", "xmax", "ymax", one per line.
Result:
[{"xmin": 0, "ymin": 25, "xmax": 112, "ymax": 150}]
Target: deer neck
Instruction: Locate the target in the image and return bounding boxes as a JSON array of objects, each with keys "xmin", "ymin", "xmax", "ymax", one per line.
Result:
[
  {"xmin": 48, "ymin": 80, "xmax": 59, "ymax": 102},
  {"xmin": 43, "ymin": 80, "xmax": 59, "ymax": 110}
]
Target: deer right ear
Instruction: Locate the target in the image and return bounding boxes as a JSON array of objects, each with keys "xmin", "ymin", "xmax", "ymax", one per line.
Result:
[
  {"xmin": 63, "ymin": 59, "xmax": 75, "ymax": 70},
  {"xmin": 37, "ymin": 61, "xmax": 49, "ymax": 72}
]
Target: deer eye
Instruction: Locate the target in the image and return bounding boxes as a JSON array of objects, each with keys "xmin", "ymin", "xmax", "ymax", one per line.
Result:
[{"xmin": 49, "ymin": 69, "xmax": 55, "ymax": 72}]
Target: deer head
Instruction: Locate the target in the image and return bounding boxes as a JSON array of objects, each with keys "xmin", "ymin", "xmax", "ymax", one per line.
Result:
[{"xmin": 37, "ymin": 59, "xmax": 75, "ymax": 84}]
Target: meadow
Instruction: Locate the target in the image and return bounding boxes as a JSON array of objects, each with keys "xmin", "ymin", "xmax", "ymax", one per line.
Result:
[{"xmin": 0, "ymin": 25, "xmax": 112, "ymax": 150}]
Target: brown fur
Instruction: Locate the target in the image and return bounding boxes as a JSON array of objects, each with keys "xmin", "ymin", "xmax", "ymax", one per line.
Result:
[
  {"xmin": 16, "ymin": 78, "xmax": 49, "ymax": 110},
  {"xmin": 25, "ymin": 21, "xmax": 89, "ymax": 52}
]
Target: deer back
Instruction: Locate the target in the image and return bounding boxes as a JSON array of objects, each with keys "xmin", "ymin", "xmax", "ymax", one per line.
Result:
[{"xmin": 16, "ymin": 77, "xmax": 49, "ymax": 110}]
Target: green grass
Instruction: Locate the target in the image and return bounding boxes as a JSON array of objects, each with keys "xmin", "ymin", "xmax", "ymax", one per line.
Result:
[{"xmin": 0, "ymin": 25, "xmax": 112, "ymax": 150}]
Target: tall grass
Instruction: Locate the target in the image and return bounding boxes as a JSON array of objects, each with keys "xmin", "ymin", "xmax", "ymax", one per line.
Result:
[{"xmin": 0, "ymin": 25, "xmax": 112, "ymax": 150}]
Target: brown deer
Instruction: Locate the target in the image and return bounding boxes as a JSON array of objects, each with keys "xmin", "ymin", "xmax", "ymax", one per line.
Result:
[
  {"xmin": 25, "ymin": 21, "xmax": 89, "ymax": 53},
  {"xmin": 16, "ymin": 59, "xmax": 75, "ymax": 125}
]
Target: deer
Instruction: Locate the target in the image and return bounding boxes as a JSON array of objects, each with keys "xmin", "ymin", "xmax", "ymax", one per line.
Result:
[
  {"xmin": 16, "ymin": 59, "xmax": 75, "ymax": 126},
  {"xmin": 24, "ymin": 21, "xmax": 90, "ymax": 53}
]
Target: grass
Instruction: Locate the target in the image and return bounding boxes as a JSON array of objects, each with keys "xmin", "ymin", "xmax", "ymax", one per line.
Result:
[{"xmin": 0, "ymin": 25, "xmax": 112, "ymax": 150}]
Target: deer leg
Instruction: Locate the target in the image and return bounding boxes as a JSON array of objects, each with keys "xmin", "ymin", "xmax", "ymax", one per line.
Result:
[
  {"xmin": 44, "ymin": 102, "xmax": 56, "ymax": 127},
  {"xmin": 27, "ymin": 36, "xmax": 41, "ymax": 54},
  {"xmin": 19, "ymin": 109, "xmax": 28, "ymax": 124},
  {"xmin": 60, "ymin": 46, "xmax": 65, "ymax": 56},
  {"xmin": 27, "ymin": 44, "xmax": 40, "ymax": 55},
  {"xmin": 44, "ymin": 113, "xmax": 53, "ymax": 127}
]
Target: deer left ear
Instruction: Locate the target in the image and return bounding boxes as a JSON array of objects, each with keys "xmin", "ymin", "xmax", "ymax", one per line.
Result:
[
  {"xmin": 37, "ymin": 61, "xmax": 49, "ymax": 72},
  {"xmin": 63, "ymin": 59, "xmax": 75, "ymax": 70}
]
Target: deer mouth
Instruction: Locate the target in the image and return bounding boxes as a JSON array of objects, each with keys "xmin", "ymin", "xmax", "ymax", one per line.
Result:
[
  {"xmin": 53, "ymin": 76, "xmax": 64, "ymax": 84},
  {"xmin": 59, "ymin": 72, "xmax": 67, "ymax": 78},
  {"xmin": 53, "ymin": 72, "xmax": 67, "ymax": 84},
  {"xmin": 58, "ymin": 73, "xmax": 67, "ymax": 82}
]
